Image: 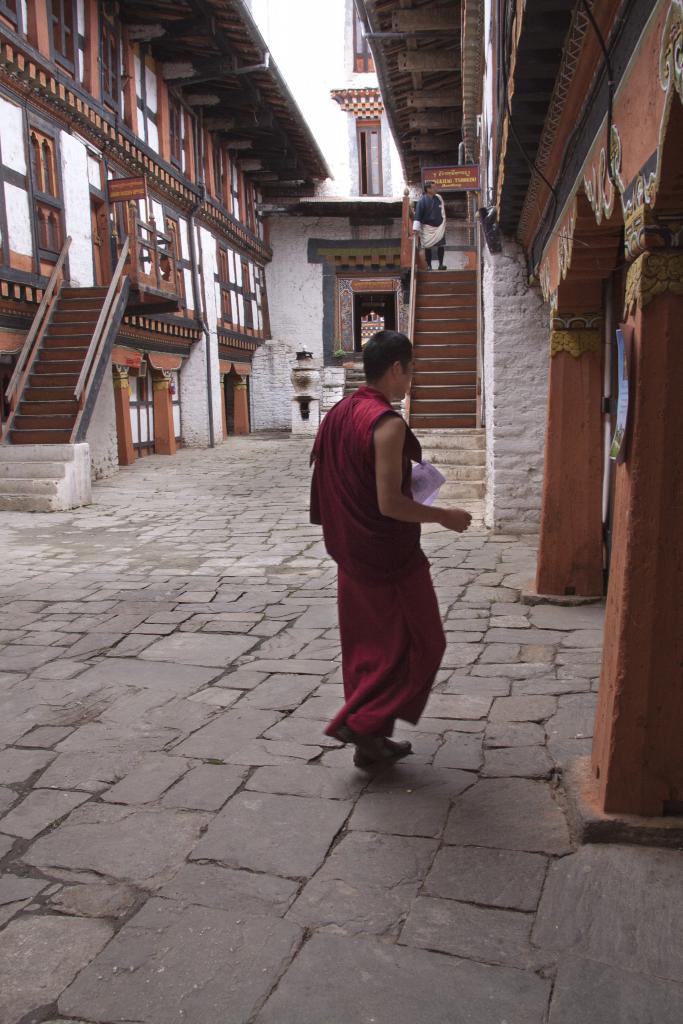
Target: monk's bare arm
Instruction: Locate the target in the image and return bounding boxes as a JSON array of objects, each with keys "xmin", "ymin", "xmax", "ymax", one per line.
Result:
[{"xmin": 374, "ymin": 416, "xmax": 471, "ymax": 532}]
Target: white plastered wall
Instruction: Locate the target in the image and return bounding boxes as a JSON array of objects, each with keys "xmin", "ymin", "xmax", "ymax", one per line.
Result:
[
  {"xmin": 483, "ymin": 241, "xmax": 549, "ymax": 533},
  {"xmin": 179, "ymin": 225, "xmax": 224, "ymax": 447},
  {"xmin": 86, "ymin": 362, "xmax": 119, "ymax": 480},
  {"xmin": 60, "ymin": 132, "xmax": 94, "ymax": 286},
  {"xmin": 0, "ymin": 96, "xmax": 32, "ymax": 263},
  {"xmin": 252, "ymin": 215, "xmax": 349, "ymax": 430}
]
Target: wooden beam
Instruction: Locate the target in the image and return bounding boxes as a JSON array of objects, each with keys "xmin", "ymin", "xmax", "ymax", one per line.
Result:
[
  {"xmin": 184, "ymin": 93, "xmax": 221, "ymax": 106},
  {"xmin": 410, "ymin": 136, "xmax": 459, "ymax": 151},
  {"xmin": 203, "ymin": 116, "xmax": 236, "ymax": 131},
  {"xmin": 391, "ymin": 8, "xmax": 459, "ymax": 32},
  {"xmin": 408, "ymin": 111, "xmax": 458, "ymax": 130},
  {"xmin": 398, "ymin": 51, "xmax": 459, "ymax": 72},
  {"xmin": 127, "ymin": 23, "xmax": 166, "ymax": 42},
  {"xmin": 407, "ymin": 89, "xmax": 459, "ymax": 107}
]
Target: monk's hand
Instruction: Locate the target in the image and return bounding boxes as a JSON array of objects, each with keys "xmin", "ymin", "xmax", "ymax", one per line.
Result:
[{"xmin": 438, "ymin": 508, "xmax": 472, "ymax": 533}]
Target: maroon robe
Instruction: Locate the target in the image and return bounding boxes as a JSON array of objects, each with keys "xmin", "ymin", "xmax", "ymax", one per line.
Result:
[{"xmin": 310, "ymin": 386, "xmax": 446, "ymax": 738}]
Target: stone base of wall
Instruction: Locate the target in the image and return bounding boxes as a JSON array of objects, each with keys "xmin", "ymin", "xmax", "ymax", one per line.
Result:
[{"xmin": 482, "ymin": 240, "xmax": 549, "ymax": 533}]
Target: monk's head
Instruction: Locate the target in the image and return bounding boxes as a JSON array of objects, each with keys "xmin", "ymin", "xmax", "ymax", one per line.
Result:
[
  {"xmin": 424, "ymin": 180, "xmax": 436, "ymax": 195},
  {"xmin": 363, "ymin": 330, "xmax": 414, "ymax": 401}
]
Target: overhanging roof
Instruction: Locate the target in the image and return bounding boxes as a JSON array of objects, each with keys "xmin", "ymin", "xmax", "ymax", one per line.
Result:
[
  {"xmin": 118, "ymin": 0, "xmax": 331, "ymax": 186},
  {"xmin": 354, "ymin": 0, "xmax": 463, "ymax": 186}
]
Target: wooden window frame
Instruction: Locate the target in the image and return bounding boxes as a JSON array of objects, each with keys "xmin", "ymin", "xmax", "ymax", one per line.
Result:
[
  {"xmin": 101, "ymin": 10, "xmax": 121, "ymax": 112},
  {"xmin": 48, "ymin": 0, "xmax": 79, "ymax": 73},
  {"xmin": 28, "ymin": 123, "xmax": 64, "ymax": 260},
  {"xmin": 0, "ymin": 0, "xmax": 20, "ymax": 31},
  {"xmin": 357, "ymin": 120, "xmax": 383, "ymax": 196},
  {"xmin": 169, "ymin": 93, "xmax": 184, "ymax": 170},
  {"xmin": 353, "ymin": 6, "xmax": 374, "ymax": 73},
  {"xmin": 136, "ymin": 46, "xmax": 159, "ymax": 147}
]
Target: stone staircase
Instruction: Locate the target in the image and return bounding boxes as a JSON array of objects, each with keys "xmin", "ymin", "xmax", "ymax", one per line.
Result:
[
  {"xmin": 410, "ymin": 269, "xmax": 477, "ymax": 429},
  {"xmin": 414, "ymin": 428, "xmax": 486, "ymax": 516},
  {"xmin": 0, "ymin": 444, "xmax": 91, "ymax": 512},
  {"xmin": 7, "ymin": 285, "xmax": 113, "ymax": 444},
  {"xmin": 343, "ymin": 363, "xmax": 366, "ymax": 398}
]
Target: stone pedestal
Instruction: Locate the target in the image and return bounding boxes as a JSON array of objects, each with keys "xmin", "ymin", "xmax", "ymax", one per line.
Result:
[
  {"xmin": 591, "ymin": 253, "xmax": 683, "ymax": 816},
  {"xmin": 113, "ymin": 366, "xmax": 135, "ymax": 467},
  {"xmin": 291, "ymin": 353, "xmax": 322, "ymax": 436},
  {"xmin": 536, "ymin": 320, "xmax": 604, "ymax": 597}
]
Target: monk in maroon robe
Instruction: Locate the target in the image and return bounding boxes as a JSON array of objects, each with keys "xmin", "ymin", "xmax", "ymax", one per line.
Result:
[{"xmin": 310, "ymin": 330, "xmax": 471, "ymax": 767}]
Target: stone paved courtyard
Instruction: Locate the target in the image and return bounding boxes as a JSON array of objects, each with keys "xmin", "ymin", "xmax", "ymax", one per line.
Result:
[{"xmin": 1, "ymin": 436, "xmax": 682, "ymax": 1024}]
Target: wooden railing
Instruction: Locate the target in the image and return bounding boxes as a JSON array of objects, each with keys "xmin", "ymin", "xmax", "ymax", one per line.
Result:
[
  {"xmin": 2, "ymin": 236, "xmax": 71, "ymax": 442},
  {"xmin": 68, "ymin": 238, "xmax": 130, "ymax": 448},
  {"xmin": 126, "ymin": 205, "xmax": 179, "ymax": 301}
]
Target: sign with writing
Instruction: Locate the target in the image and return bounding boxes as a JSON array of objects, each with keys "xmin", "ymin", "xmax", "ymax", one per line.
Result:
[
  {"xmin": 422, "ymin": 164, "xmax": 480, "ymax": 192},
  {"xmin": 610, "ymin": 324, "xmax": 633, "ymax": 463},
  {"xmin": 108, "ymin": 175, "xmax": 148, "ymax": 204}
]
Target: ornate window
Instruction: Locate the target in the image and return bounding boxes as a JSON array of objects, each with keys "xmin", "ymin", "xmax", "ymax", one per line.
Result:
[
  {"xmin": 357, "ymin": 121, "xmax": 382, "ymax": 196},
  {"xmin": 29, "ymin": 128, "xmax": 63, "ymax": 256},
  {"xmin": 353, "ymin": 6, "xmax": 374, "ymax": 73},
  {"xmin": 0, "ymin": 1, "xmax": 20, "ymax": 30},
  {"xmin": 101, "ymin": 12, "xmax": 121, "ymax": 111},
  {"xmin": 169, "ymin": 95, "xmax": 184, "ymax": 169},
  {"xmin": 48, "ymin": 0, "xmax": 78, "ymax": 72}
]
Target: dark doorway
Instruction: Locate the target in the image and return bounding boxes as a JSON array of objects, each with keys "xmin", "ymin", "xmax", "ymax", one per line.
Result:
[{"xmin": 353, "ymin": 291, "xmax": 397, "ymax": 353}]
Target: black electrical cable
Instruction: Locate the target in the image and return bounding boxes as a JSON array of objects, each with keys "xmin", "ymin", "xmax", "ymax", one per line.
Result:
[{"xmin": 579, "ymin": 0, "xmax": 619, "ymax": 193}]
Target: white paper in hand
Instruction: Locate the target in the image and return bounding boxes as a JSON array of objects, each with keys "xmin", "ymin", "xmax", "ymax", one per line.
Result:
[{"xmin": 411, "ymin": 460, "xmax": 446, "ymax": 506}]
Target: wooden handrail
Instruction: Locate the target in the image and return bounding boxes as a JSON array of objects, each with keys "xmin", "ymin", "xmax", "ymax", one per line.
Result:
[
  {"xmin": 75, "ymin": 235, "xmax": 130, "ymax": 403},
  {"xmin": 408, "ymin": 233, "xmax": 418, "ymax": 343},
  {"xmin": 5, "ymin": 236, "xmax": 71, "ymax": 403}
]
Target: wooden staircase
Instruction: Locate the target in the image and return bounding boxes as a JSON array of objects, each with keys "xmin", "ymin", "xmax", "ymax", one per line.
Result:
[
  {"xmin": 409, "ymin": 269, "xmax": 477, "ymax": 429},
  {"xmin": 9, "ymin": 286, "xmax": 113, "ymax": 444}
]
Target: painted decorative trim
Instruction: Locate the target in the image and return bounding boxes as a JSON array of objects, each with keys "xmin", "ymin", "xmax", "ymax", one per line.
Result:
[
  {"xmin": 331, "ymin": 88, "xmax": 384, "ymax": 119},
  {"xmin": 550, "ymin": 328, "xmax": 601, "ymax": 358},
  {"xmin": 660, "ymin": 0, "xmax": 683, "ymax": 105},
  {"xmin": 583, "ymin": 124, "xmax": 624, "ymax": 226},
  {"xmin": 625, "ymin": 249, "xmax": 683, "ymax": 314},
  {"xmin": 551, "ymin": 313, "xmax": 602, "ymax": 331}
]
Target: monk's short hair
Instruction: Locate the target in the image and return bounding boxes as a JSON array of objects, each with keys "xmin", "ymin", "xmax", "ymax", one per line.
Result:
[
  {"xmin": 363, "ymin": 330, "xmax": 413, "ymax": 383},
  {"xmin": 424, "ymin": 180, "xmax": 436, "ymax": 189}
]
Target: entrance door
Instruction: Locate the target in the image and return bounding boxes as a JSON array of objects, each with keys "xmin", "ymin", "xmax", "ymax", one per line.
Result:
[
  {"xmin": 129, "ymin": 370, "xmax": 155, "ymax": 455},
  {"xmin": 90, "ymin": 195, "xmax": 113, "ymax": 286},
  {"xmin": 353, "ymin": 291, "xmax": 397, "ymax": 352}
]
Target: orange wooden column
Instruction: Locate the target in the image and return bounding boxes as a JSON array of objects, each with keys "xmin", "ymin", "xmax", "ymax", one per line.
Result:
[
  {"xmin": 113, "ymin": 367, "xmax": 135, "ymax": 466},
  {"xmin": 233, "ymin": 380, "xmax": 250, "ymax": 435},
  {"xmin": 152, "ymin": 374, "xmax": 177, "ymax": 455},
  {"xmin": 220, "ymin": 374, "xmax": 228, "ymax": 439},
  {"xmin": 27, "ymin": 0, "xmax": 50, "ymax": 57},
  {"xmin": 535, "ymin": 315, "xmax": 604, "ymax": 597},
  {"xmin": 592, "ymin": 251, "xmax": 683, "ymax": 816}
]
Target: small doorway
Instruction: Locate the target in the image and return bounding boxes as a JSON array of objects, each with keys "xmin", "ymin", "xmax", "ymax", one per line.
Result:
[
  {"xmin": 353, "ymin": 291, "xmax": 397, "ymax": 352},
  {"xmin": 90, "ymin": 195, "xmax": 113, "ymax": 287},
  {"xmin": 129, "ymin": 369, "xmax": 155, "ymax": 455}
]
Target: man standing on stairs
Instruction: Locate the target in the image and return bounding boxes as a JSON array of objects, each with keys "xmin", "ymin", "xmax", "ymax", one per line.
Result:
[
  {"xmin": 310, "ymin": 330, "xmax": 471, "ymax": 768},
  {"xmin": 413, "ymin": 181, "xmax": 447, "ymax": 271}
]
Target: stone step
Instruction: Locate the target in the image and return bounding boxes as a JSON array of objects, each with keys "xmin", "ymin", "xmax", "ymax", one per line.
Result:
[
  {"xmin": 430, "ymin": 464, "xmax": 485, "ymax": 482},
  {"xmin": 439, "ymin": 481, "xmax": 486, "ymax": 499},
  {"xmin": 413, "ymin": 428, "xmax": 485, "ymax": 447},
  {"xmin": 419, "ymin": 447, "xmax": 485, "ymax": 466},
  {"xmin": 410, "ymin": 414, "xmax": 477, "ymax": 429},
  {"xmin": 0, "ymin": 461, "xmax": 67, "ymax": 479},
  {"xmin": 0, "ymin": 477, "xmax": 60, "ymax": 495},
  {"xmin": 0, "ymin": 493, "xmax": 56, "ymax": 512},
  {"xmin": 0, "ymin": 443, "xmax": 79, "ymax": 461}
]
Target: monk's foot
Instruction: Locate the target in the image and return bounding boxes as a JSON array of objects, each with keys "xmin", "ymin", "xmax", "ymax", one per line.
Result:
[
  {"xmin": 352, "ymin": 736, "xmax": 413, "ymax": 770},
  {"xmin": 383, "ymin": 737, "xmax": 412, "ymax": 759}
]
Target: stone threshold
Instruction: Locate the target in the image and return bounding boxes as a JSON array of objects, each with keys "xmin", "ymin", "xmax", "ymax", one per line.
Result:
[
  {"xmin": 563, "ymin": 757, "xmax": 683, "ymax": 849},
  {"xmin": 521, "ymin": 581, "xmax": 603, "ymax": 606}
]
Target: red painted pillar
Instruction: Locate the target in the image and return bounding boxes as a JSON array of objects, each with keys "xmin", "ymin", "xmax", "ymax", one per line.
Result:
[
  {"xmin": 112, "ymin": 366, "xmax": 135, "ymax": 467},
  {"xmin": 592, "ymin": 251, "xmax": 683, "ymax": 815},
  {"xmin": 233, "ymin": 380, "xmax": 250, "ymax": 436},
  {"xmin": 535, "ymin": 316, "xmax": 604, "ymax": 597},
  {"xmin": 220, "ymin": 374, "xmax": 228, "ymax": 439},
  {"xmin": 152, "ymin": 374, "xmax": 177, "ymax": 456}
]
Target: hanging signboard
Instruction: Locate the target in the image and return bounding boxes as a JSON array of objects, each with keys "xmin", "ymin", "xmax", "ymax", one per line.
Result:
[
  {"xmin": 610, "ymin": 324, "xmax": 633, "ymax": 463},
  {"xmin": 108, "ymin": 175, "xmax": 148, "ymax": 204},
  {"xmin": 421, "ymin": 164, "xmax": 480, "ymax": 192}
]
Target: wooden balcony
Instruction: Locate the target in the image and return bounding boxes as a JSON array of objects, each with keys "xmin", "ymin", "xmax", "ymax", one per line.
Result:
[{"xmin": 123, "ymin": 208, "xmax": 182, "ymax": 315}]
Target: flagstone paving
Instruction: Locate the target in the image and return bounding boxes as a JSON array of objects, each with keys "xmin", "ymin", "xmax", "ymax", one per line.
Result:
[{"xmin": 1, "ymin": 435, "xmax": 681, "ymax": 1024}]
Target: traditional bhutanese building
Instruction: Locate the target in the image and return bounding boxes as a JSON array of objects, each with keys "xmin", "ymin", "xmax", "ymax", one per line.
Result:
[
  {"xmin": 244, "ymin": 0, "xmax": 414, "ymax": 433},
  {"xmin": 0, "ymin": 0, "xmax": 328, "ymax": 489},
  {"xmin": 368, "ymin": 0, "xmax": 683, "ymax": 823}
]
